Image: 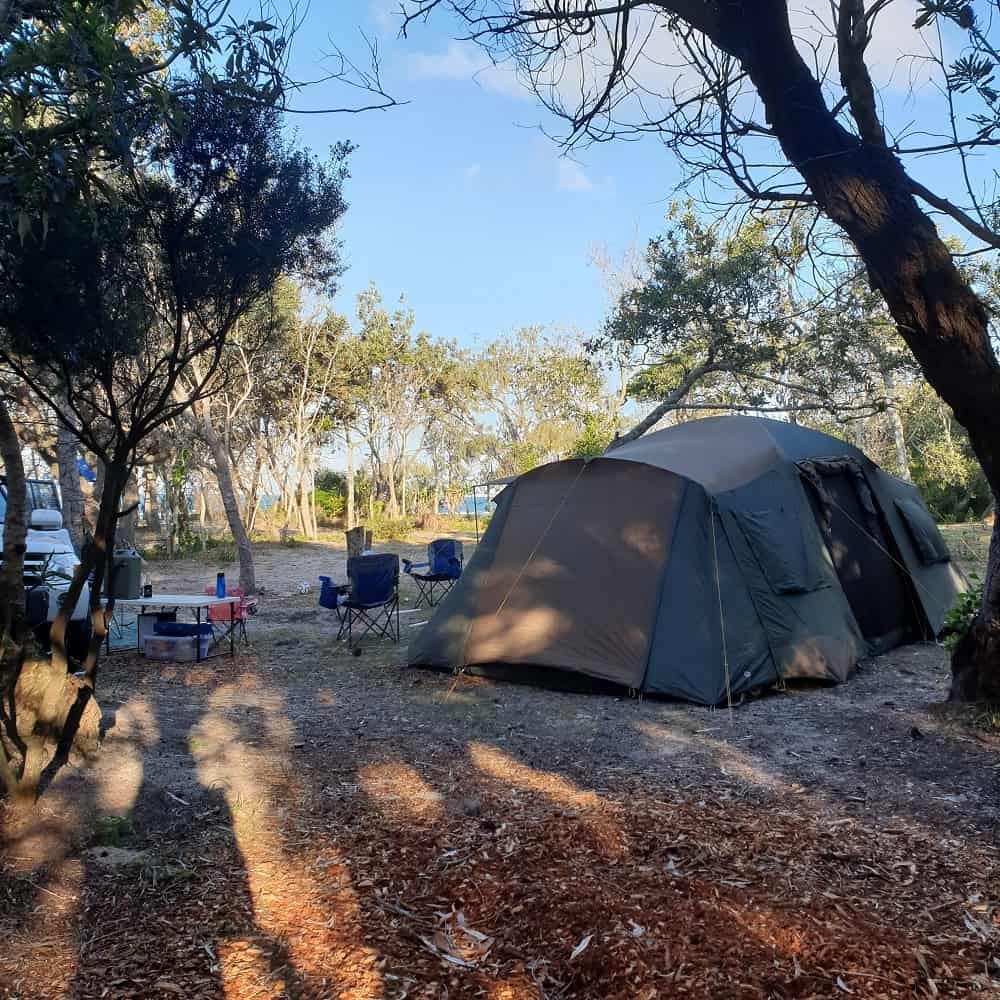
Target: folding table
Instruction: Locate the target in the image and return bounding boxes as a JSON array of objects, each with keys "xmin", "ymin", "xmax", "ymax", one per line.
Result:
[{"xmin": 109, "ymin": 593, "xmax": 241, "ymax": 661}]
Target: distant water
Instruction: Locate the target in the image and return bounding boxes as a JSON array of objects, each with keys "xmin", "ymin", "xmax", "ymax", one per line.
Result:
[{"xmin": 440, "ymin": 496, "xmax": 492, "ymax": 516}]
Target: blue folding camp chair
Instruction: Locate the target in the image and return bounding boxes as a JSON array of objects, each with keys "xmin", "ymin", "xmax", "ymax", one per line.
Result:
[
  {"xmin": 402, "ymin": 538, "xmax": 464, "ymax": 608},
  {"xmin": 337, "ymin": 553, "xmax": 400, "ymax": 644}
]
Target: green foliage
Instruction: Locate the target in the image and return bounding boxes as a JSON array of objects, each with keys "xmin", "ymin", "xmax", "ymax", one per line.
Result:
[
  {"xmin": 0, "ymin": 1, "xmax": 300, "ymax": 231},
  {"xmin": 316, "ymin": 469, "xmax": 347, "ymax": 493},
  {"xmin": 476, "ymin": 326, "xmax": 610, "ymax": 478},
  {"xmin": 940, "ymin": 575, "xmax": 983, "ymax": 651},
  {"xmin": 567, "ymin": 413, "xmax": 616, "ymax": 459},
  {"xmin": 593, "ymin": 209, "xmax": 899, "ymax": 424},
  {"xmin": 314, "ymin": 488, "xmax": 345, "ymax": 523},
  {"xmin": 370, "ymin": 516, "xmax": 416, "ymax": 541},
  {"xmin": 901, "ymin": 383, "xmax": 990, "ymax": 522},
  {"xmin": 145, "ymin": 535, "xmax": 236, "ymax": 563}
]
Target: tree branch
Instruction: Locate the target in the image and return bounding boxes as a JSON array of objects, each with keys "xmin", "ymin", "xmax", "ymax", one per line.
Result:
[{"xmin": 908, "ymin": 178, "xmax": 1000, "ymax": 249}]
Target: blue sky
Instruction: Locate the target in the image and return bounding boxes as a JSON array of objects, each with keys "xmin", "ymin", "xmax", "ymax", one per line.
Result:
[
  {"xmin": 271, "ymin": 2, "xmax": 980, "ymax": 347},
  {"xmin": 276, "ymin": 4, "xmax": 685, "ymax": 346}
]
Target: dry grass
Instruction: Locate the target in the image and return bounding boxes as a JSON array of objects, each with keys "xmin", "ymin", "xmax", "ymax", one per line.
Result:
[{"xmin": 939, "ymin": 522, "xmax": 991, "ymax": 577}]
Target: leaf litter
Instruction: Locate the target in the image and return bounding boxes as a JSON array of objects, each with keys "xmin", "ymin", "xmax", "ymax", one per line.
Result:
[{"xmin": 1, "ymin": 579, "xmax": 999, "ymax": 999}]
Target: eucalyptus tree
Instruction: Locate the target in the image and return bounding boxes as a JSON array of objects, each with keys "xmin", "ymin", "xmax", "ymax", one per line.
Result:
[{"xmin": 475, "ymin": 326, "xmax": 608, "ymax": 477}]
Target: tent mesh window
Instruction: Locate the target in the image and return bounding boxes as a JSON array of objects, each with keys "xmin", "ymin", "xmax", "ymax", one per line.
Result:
[{"xmin": 894, "ymin": 499, "xmax": 951, "ymax": 565}]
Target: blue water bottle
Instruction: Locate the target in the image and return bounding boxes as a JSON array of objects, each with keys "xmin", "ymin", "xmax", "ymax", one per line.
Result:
[{"xmin": 216, "ymin": 572, "xmax": 226, "ymax": 598}]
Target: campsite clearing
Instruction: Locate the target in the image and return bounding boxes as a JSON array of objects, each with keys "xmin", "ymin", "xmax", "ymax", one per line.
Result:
[{"xmin": 1, "ymin": 532, "xmax": 999, "ymax": 999}]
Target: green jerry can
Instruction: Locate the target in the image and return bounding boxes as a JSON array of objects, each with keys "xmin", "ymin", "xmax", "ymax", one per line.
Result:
[{"xmin": 109, "ymin": 548, "xmax": 143, "ymax": 599}]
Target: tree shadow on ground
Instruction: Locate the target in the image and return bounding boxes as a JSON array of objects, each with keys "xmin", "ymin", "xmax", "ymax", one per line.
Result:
[{"xmin": 2, "ymin": 635, "xmax": 999, "ymax": 999}]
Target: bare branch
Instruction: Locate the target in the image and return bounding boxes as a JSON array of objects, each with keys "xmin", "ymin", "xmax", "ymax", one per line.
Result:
[{"xmin": 908, "ymin": 178, "xmax": 1000, "ymax": 249}]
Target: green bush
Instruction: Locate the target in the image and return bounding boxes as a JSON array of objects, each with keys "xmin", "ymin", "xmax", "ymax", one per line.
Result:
[
  {"xmin": 141, "ymin": 534, "xmax": 235, "ymax": 562},
  {"xmin": 371, "ymin": 516, "xmax": 416, "ymax": 541},
  {"xmin": 314, "ymin": 488, "xmax": 345, "ymax": 524},
  {"xmin": 940, "ymin": 575, "xmax": 983, "ymax": 651}
]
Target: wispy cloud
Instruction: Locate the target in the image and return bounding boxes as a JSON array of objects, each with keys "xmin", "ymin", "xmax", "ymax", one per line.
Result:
[
  {"xmin": 557, "ymin": 159, "xmax": 594, "ymax": 192},
  {"xmin": 369, "ymin": 0, "xmax": 400, "ymax": 34},
  {"xmin": 409, "ymin": 42, "xmax": 528, "ymax": 100}
]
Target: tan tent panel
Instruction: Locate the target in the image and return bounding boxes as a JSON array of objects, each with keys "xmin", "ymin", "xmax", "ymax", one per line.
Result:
[{"xmin": 462, "ymin": 459, "xmax": 685, "ymax": 688}]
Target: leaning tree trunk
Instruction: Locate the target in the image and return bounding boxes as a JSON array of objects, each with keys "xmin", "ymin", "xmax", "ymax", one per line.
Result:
[
  {"xmin": 197, "ymin": 399, "xmax": 255, "ymax": 593},
  {"xmin": 0, "ymin": 396, "xmax": 27, "ymax": 641},
  {"xmin": 707, "ymin": 0, "xmax": 1000, "ymax": 699}
]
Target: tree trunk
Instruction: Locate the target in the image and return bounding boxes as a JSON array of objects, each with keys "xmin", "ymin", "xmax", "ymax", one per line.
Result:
[
  {"xmin": 853, "ymin": 417, "xmax": 866, "ymax": 451},
  {"xmin": 951, "ymin": 515, "xmax": 1000, "ymax": 702},
  {"xmin": 432, "ymin": 460, "xmax": 443, "ymax": 519},
  {"xmin": 700, "ymin": 1, "xmax": 1000, "ymax": 695},
  {"xmin": 49, "ymin": 453, "xmax": 128, "ymax": 678},
  {"xmin": 385, "ymin": 456, "xmax": 398, "ymax": 518},
  {"xmin": 881, "ymin": 369, "xmax": 910, "ymax": 482},
  {"xmin": 611, "ymin": 363, "xmax": 719, "ymax": 447},
  {"xmin": 0, "ymin": 396, "xmax": 27, "ymax": 641},
  {"xmin": 82, "ymin": 460, "xmax": 104, "ymax": 541},
  {"xmin": 346, "ymin": 430, "xmax": 355, "ymax": 530},
  {"xmin": 56, "ymin": 424, "xmax": 85, "ymax": 553},
  {"xmin": 194, "ymin": 482, "xmax": 209, "ymax": 535},
  {"xmin": 119, "ymin": 471, "xmax": 139, "ymax": 548},
  {"xmin": 197, "ymin": 399, "xmax": 255, "ymax": 593},
  {"xmin": 244, "ymin": 449, "xmax": 262, "ymax": 534},
  {"xmin": 299, "ymin": 473, "xmax": 314, "ymax": 539},
  {"xmin": 144, "ymin": 467, "xmax": 161, "ymax": 534}
]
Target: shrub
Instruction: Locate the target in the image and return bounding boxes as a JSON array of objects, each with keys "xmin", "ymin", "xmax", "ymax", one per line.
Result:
[
  {"xmin": 314, "ymin": 488, "xmax": 345, "ymax": 524},
  {"xmin": 940, "ymin": 575, "xmax": 983, "ymax": 651},
  {"xmin": 371, "ymin": 516, "xmax": 415, "ymax": 541}
]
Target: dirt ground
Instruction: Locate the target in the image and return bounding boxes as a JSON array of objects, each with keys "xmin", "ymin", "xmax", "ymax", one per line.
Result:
[{"xmin": 2, "ymin": 530, "xmax": 999, "ymax": 999}]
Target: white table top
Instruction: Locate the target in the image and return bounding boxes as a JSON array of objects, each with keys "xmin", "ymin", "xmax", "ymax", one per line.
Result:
[{"xmin": 114, "ymin": 594, "xmax": 240, "ymax": 608}]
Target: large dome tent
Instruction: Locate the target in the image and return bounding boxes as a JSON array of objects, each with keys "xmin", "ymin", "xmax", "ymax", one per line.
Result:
[{"xmin": 408, "ymin": 415, "xmax": 966, "ymax": 705}]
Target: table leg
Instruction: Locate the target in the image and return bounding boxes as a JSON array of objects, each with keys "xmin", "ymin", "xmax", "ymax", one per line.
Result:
[
  {"xmin": 230, "ymin": 600, "xmax": 235, "ymax": 657},
  {"xmin": 196, "ymin": 606, "xmax": 202, "ymax": 663}
]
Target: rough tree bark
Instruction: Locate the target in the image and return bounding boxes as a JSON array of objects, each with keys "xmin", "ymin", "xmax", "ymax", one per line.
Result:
[
  {"xmin": 196, "ymin": 397, "xmax": 255, "ymax": 592},
  {"xmin": 118, "ymin": 471, "xmax": 139, "ymax": 549},
  {"xmin": 0, "ymin": 396, "xmax": 27, "ymax": 640},
  {"xmin": 82, "ymin": 460, "xmax": 104, "ymax": 541},
  {"xmin": 55, "ymin": 423, "xmax": 85, "ymax": 553}
]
